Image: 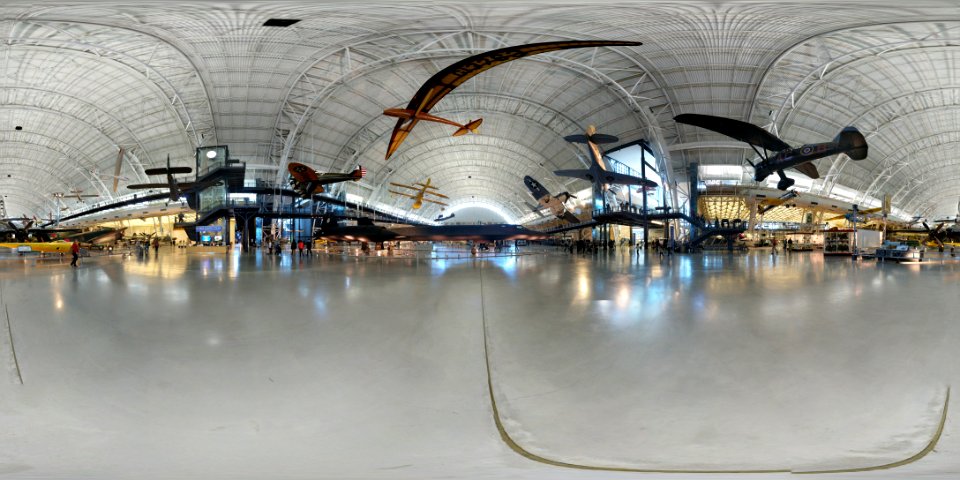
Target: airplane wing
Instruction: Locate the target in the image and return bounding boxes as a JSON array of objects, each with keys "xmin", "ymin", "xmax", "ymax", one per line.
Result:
[
  {"xmin": 386, "ymin": 40, "xmax": 642, "ymax": 158},
  {"xmin": 554, "ymin": 169, "xmax": 658, "ymax": 188},
  {"xmin": 288, "ymin": 162, "xmax": 320, "ymax": 181},
  {"xmin": 554, "ymin": 169, "xmax": 592, "ymax": 181},
  {"xmin": 792, "ymin": 162, "xmax": 820, "ymax": 179},
  {"xmin": 144, "ymin": 167, "xmax": 193, "ymax": 176},
  {"xmin": 425, "ymin": 191, "xmax": 449, "ymax": 199},
  {"xmin": 178, "ymin": 181, "xmax": 222, "ymax": 190},
  {"xmin": 127, "ymin": 183, "xmax": 171, "ymax": 189},
  {"xmin": 563, "ymin": 134, "xmax": 590, "ymax": 144},
  {"xmin": 405, "ymin": 40, "xmax": 643, "ymax": 117},
  {"xmin": 422, "ymin": 198, "xmax": 449, "ymax": 206},
  {"xmin": 674, "ymin": 114, "xmax": 791, "ymax": 152},
  {"xmin": 388, "ymin": 190, "xmax": 419, "ymax": 199},
  {"xmin": 561, "ymin": 211, "xmax": 581, "ymax": 224},
  {"xmin": 600, "ymin": 171, "xmax": 659, "ymax": 188},
  {"xmin": 389, "ymin": 182, "xmax": 418, "ymax": 190}
]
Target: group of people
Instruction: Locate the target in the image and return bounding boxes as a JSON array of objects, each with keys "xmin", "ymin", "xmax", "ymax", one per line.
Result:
[
  {"xmin": 769, "ymin": 238, "xmax": 794, "ymax": 255},
  {"xmin": 564, "ymin": 237, "xmax": 679, "ymax": 256},
  {"xmin": 263, "ymin": 239, "xmax": 313, "ymax": 257}
]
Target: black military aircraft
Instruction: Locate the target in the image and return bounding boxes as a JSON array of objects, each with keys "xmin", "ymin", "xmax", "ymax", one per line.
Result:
[
  {"xmin": 674, "ymin": 114, "xmax": 868, "ymax": 190},
  {"xmin": 127, "ymin": 155, "xmax": 222, "ymax": 202},
  {"xmin": 314, "ymin": 217, "xmax": 547, "ymax": 243},
  {"xmin": 555, "ymin": 125, "xmax": 659, "ymax": 189}
]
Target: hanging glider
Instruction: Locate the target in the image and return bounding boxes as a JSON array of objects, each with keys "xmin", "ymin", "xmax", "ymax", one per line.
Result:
[
  {"xmin": 674, "ymin": 113, "xmax": 868, "ymax": 191},
  {"xmin": 383, "ymin": 40, "xmax": 642, "ymax": 159}
]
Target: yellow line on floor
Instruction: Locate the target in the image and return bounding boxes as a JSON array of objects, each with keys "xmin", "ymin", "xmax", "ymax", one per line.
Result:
[{"xmin": 479, "ymin": 263, "xmax": 950, "ymax": 474}]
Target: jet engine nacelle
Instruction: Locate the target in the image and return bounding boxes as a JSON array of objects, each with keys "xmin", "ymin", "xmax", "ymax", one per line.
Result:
[{"xmin": 834, "ymin": 127, "xmax": 868, "ymax": 160}]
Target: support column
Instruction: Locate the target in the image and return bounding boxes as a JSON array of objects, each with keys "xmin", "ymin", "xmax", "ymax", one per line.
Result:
[{"xmin": 688, "ymin": 162, "xmax": 699, "ymax": 241}]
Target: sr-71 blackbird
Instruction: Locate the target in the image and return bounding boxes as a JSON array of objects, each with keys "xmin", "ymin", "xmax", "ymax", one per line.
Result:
[
  {"xmin": 383, "ymin": 40, "xmax": 642, "ymax": 159},
  {"xmin": 674, "ymin": 113, "xmax": 868, "ymax": 191},
  {"xmin": 315, "ymin": 218, "xmax": 547, "ymax": 243}
]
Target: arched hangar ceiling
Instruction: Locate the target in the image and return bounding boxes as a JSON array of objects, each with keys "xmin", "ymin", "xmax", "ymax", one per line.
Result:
[{"xmin": 1, "ymin": 2, "xmax": 959, "ymax": 220}]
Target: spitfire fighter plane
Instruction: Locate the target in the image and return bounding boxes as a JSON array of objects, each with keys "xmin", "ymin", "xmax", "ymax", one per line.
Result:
[
  {"xmin": 288, "ymin": 162, "xmax": 366, "ymax": 198},
  {"xmin": 674, "ymin": 113, "xmax": 868, "ymax": 191},
  {"xmin": 383, "ymin": 40, "xmax": 642, "ymax": 159},
  {"xmin": 127, "ymin": 155, "xmax": 222, "ymax": 202},
  {"xmin": 555, "ymin": 125, "xmax": 659, "ymax": 189},
  {"xmin": 388, "ymin": 178, "xmax": 448, "ymax": 210},
  {"xmin": 523, "ymin": 175, "xmax": 580, "ymax": 224}
]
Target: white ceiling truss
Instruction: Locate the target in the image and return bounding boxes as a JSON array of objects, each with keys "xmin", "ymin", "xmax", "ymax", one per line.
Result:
[{"xmin": 0, "ymin": 3, "xmax": 959, "ymax": 220}]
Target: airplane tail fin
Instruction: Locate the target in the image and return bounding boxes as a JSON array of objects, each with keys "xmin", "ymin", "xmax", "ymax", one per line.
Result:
[
  {"xmin": 835, "ymin": 127, "xmax": 868, "ymax": 160},
  {"xmin": 564, "ymin": 130, "xmax": 619, "ymax": 145},
  {"xmin": 351, "ymin": 166, "xmax": 367, "ymax": 180},
  {"xmin": 453, "ymin": 118, "xmax": 482, "ymax": 136}
]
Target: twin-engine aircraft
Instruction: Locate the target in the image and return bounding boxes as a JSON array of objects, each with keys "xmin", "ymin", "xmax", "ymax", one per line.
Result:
[
  {"xmin": 674, "ymin": 114, "xmax": 868, "ymax": 191},
  {"xmin": 287, "ymin": 162, "xmax": 366, "ymax": 198},
  {"xmin": 523, "ymin": 176, "xmax": 580, "ymax": 224},
  {"xmin": 555, "ymin": 125, "xmax": 659, "ymax": 189},
  {"xmin": 383, "ymin": 40, "xmax": 642, "ymax": 159},
  {"xmin": 127, "ymin": 155, "xmax": 222, "ymax": 202},
  {"xmin": 388, "ymin": 178, "xmax": 448, "ymax": 210}
]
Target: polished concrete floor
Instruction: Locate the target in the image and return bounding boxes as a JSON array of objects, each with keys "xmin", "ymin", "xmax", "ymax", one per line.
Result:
[{"xmin": 0, "ymin": 247, "xmax": 957, "ymax": 479}]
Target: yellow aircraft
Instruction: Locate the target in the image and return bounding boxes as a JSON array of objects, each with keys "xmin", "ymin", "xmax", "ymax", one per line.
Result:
[
  {"xmin": 0, "ymin": 241, "xmax": 73, "ymax": 254},
  {"xmin": 388, "ymin": 178, "xmax": 449, "ymax": 210},
  {"xmin": 825, "ymin": 207, "xmax": 883, "ymax": 223}
]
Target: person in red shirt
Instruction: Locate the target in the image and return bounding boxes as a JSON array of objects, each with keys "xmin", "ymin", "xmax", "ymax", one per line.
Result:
[{"xmin": 70, "ymin": 240, "xmax": 80, "ymax": 267}]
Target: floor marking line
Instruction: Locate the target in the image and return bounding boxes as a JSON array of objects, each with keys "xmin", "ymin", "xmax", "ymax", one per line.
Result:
[
  {"xmin": 4, "ymin": 304, "xmax": 23, "ymax": 385},
  {"xmin": 794, "ymin": 387, "xmax": 950, "ymax": 474},
  {"xmin": 479, "ymin": 266, "xmax": 950, "ymax": 474}
]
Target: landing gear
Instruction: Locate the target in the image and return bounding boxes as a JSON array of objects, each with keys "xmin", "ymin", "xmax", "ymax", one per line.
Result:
[
  {"xmin": 775, "ymin": 170, "xmax": 795, "ymax": 191},
  {"xmin": 777, "ymin": 177, "xmax": 795, "ymax": 190}
]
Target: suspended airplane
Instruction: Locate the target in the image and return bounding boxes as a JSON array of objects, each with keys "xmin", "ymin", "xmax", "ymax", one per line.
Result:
[
  {"xmin": 127, "ymin": 155, "xmax": 222, "ymax": 202},
  {"xmin": 383, "ymin": 40, "xmax": 642, "ymax": 159},
  {"xmin": 555, "ymin": 125, "xmax": 659, "ymax": 189},
  {"xmin": 758, "ymin": 190, "xmax": 799, "ymax": 215},
  {"xmin": 674, "ymin": 113, "xmax": 868, "ymax": 191},
  {"xmin": 825, "ymin": 206, "xmax": 884, "ymax": 223},
  {"xmin": 932, "ymin": 198, "xmax": 960, "ymax": 224},
  {"xmin": 315, "ymin": 217, "xmax": 547, "ymax": 243},
  {"xmin": 287, "ymin": 162, "xmax": 367, "ymax": 198},
  {"xmin": 69, "ymin": 188, "xmax": 99, "ymax": 203},
  {"xmin": 435, "ymin": 213, "xmax": 456, "ymax": 222},
  {"xmin": 388, "ymin": 178, "xmax": 448, "ymax": 210},
  {"xmin": 523, "ymin": 175, "xmax": 580, "ymax": 224}
]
